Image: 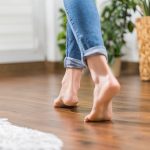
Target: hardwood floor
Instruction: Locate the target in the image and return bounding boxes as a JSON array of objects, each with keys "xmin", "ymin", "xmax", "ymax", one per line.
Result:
[{"xmin": 0, "ymin": 72, "xmax": 149, "ymax": 150}]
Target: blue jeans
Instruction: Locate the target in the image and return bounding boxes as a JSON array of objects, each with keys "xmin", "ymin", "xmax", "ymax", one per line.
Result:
[{"xmin": 63, "ymin": 0, "xmax": 108, "ymax": 69}]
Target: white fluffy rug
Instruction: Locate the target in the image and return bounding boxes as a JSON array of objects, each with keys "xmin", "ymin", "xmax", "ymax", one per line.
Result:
[{"xmin": 0, "ymin": 118, "xmax": 63, "ymax": 150}]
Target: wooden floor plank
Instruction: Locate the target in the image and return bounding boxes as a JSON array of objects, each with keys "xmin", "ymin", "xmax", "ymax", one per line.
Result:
[{"xmin": 0, "ymin": 73, "xmax": 149, "ymax": 150}]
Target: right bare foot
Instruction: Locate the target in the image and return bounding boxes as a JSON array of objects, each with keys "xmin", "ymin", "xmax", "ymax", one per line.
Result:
[
  {"xmin": 84, "ymin": 55, "xmax": 120, "ymax": 122},
  {"xmin": 53, "ymin": 68, "xmax": 82, "ymax": 108},
  {"xmin": 84, "ymin": 74, "xmax": 120, "ymax": 122}
]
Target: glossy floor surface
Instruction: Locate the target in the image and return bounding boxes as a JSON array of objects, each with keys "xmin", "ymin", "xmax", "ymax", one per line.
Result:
[{"xmin": 0, "ymin": 72, "xmax": 149, "ymax": 150}]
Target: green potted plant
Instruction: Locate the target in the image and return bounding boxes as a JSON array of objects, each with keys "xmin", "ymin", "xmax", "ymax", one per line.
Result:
[
  {"xmin": 57, "ymin": 8, "xmax": 67, "ymax": 60},
  {"xmin": 136, "ymin": 0, "xmax": 150, "ymax": 81},
  {"xmin": 101, "ymin": 0, "xmax": 137, "ymax": 77}
]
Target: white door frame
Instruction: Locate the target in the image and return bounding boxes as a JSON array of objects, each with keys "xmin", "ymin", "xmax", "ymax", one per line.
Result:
[{"xmin": 45, "ymin": 0, "xmax": 62, "ymax": 62}]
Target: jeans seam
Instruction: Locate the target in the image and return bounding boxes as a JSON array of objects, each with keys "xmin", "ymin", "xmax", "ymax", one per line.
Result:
[
  {"xmin": 65, "ymin": 57, "xmax": 84, "ymax": 65},
  {"xmin": 63, "ymin": 3, "xmax": 85, "ymax": 65},
  {"xmin": 64, "ymin": 57, "xmax": 86, "ymax": 68},
  {"xmin": 83, "ymin": 46, "xmax": 108, "ymax": 61},
  {"xmin": 84, "ymin": 46, "xmax": 107, "ymax": 54},
  {"xmin": 66, "ymin": 23, "xmax": 69, "ymax": 57}
]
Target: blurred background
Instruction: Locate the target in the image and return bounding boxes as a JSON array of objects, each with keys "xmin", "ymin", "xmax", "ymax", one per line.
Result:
[
  {"xmin": 0, "ymin": 0, "xmax": 142, "ymax": 77},
  {"xmin": 0, "ymin": 1, "xmax": 150, "ymax": 149}
]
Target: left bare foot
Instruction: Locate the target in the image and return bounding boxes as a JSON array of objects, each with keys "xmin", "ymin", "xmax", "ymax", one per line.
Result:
[{"xmin": 53, "ymin": 68, "xmax": 82, "ymax": 108}]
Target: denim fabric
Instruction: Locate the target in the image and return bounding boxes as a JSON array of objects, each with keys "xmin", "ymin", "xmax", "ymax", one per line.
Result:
[{"xmin": 63, "ymin": 0, "xmax": 108, "ymax": 69}]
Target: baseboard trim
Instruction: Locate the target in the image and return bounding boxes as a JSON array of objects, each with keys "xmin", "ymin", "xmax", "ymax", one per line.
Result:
[
  {"xmin": 0, "ymin": 61, "xmax": 65, "ymax": 77},
  {"xmin": 0, "ymin": 61, "xmax": 139, "ymax": 77},
  {"xmin": 121, "ymin": 61, "xmax": 139, "ymax": 75}
]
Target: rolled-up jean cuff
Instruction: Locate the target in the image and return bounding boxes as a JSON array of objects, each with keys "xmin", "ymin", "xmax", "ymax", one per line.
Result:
[
  {"xmin": 64, "ymin": 57, "xmax": 86, "ymax": 69},
  {"xmin": 83, "ymin": 46, "xmax": 108, "ymax": 62}
]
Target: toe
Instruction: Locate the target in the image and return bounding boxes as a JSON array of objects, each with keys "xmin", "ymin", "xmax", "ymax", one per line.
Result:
[
  {"xmin": 84, "ymin": 114, "xmax": 92, "ymax": 122},
  {"xmin": 53, "ymin": 97, "xmax": 64, "ymax": 108},
  {"xmin": 63, "ymin": 99, "xmax": 78, "ymax": 107}
]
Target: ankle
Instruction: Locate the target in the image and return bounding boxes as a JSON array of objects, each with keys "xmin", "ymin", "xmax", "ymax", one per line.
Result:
[
  {"xmin": 92, "ymin": 73, "xmax": 120, "ymax": 92},
  {"xmin": 62, "ymin": 68, "xmax": 82, "ymax": 87},
  {"xmin": 107, "ymin": 75, "xmax": 121, "ymax": 93}
]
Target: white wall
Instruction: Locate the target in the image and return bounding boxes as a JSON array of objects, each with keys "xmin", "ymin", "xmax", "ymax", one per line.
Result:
[
  {"xmin": 50, "ymin": 0, "xmax": 140, "ymax": 63},
  {"xmin": 0, "ymin": 0, "xmax": 46, "ymax": 63},
  {"xmin": 45, "ymin": 0, "xmax": 62, "ymax": 62},
  {"xmin": 121, "ymin": 11, "xmax": 141, "ymax": 62}
]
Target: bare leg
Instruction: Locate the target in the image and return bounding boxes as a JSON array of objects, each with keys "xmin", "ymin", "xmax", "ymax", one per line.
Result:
[
  {"xmin": 84, "ymin": 55, "xmax": 120, "ymax": 122},
  {"xmin": 53, "ymin": 68, "xmax": 82, "ymax": 107}
]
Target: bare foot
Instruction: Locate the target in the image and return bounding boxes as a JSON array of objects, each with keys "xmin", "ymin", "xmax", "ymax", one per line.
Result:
[
  {"xmin": 84, "ymin": 74, "xmax": 120, "ymax": 122},
  {"xmin": 84, "ymin": 55, "xmax": 120, "ymax": 122},
  {"xmin": 53, "ymin": 94, "xmax": 79, "ymax": 108},
  {"xmin": 53, "ymin": 68, "xmax": 82, "ymax": 108}
]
